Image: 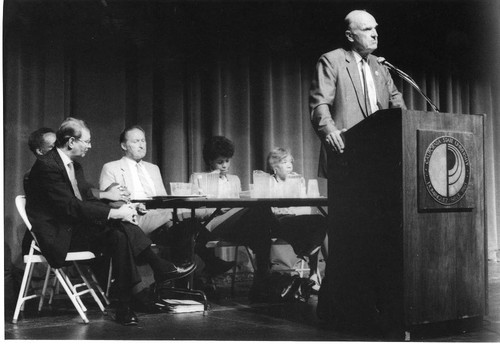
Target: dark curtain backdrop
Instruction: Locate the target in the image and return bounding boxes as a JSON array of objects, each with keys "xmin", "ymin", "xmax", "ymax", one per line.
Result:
[{"xmin": 4, "ymin": 0, "xmax": 500, "ymax": 273}]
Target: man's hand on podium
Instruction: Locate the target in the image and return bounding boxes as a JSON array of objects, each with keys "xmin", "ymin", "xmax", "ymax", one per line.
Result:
[{"xmin": 325, "ymin": 128, "xmax": 347, "ymax": 153}]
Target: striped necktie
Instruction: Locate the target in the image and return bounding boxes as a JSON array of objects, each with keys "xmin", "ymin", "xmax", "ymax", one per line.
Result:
[
  {"xmin": 136, "ymin": 163, "xmax": 154, "ymax": 197},
  {"xmin": 361, "ymin": 59, "xmax": 372, "ymax": 117}
]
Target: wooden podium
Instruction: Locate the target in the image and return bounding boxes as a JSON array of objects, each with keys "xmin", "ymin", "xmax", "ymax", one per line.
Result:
[{"xmin": 322, "ymin": 108, "xmax": 486, "ymax": 334}]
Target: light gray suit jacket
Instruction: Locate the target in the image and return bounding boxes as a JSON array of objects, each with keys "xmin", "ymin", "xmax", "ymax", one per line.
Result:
[
  {"xmin": 99, "ymin": 156, "xmax": 168, "ymax": 197},
  {"xmin": 309, "ymin": 48, "xmax": 406, "ymax": 176},
  {"xmin": 99, "ymin": 157, "xmax": 170, "ymax": 234}
]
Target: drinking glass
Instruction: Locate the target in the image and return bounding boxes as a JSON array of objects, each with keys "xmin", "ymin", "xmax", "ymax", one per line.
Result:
[
  {"xmin": 284, "ymin": 173, "xmax": 302, "ymax": 198},
  {"xmin": 206, "ymin": 173, "xmax": 220, "ymax": 198},
  {"xmin": 270, "ymin": 180, "xmax": 284, "ymax": 198},
  {"xmin": 252, "ymin": 170, "xmax": 271, "ymax": 198},
  {"xmin": 119, "ymin": 174, "xmax": 132, "ymax": 201},
  {"xmin": 170, "ymin": 182, "xmax": 193, "ymax": 196},
  {"xmin": 228, "ymin": 179, "xmax": 240, "ymax": 198},
  {"xmin": 248, "ymin": 183, "xmax": 254, "ymax": 198},
  {"xmin": 307, "ymin": 179, "xmax": 320, "ymax": 198}
]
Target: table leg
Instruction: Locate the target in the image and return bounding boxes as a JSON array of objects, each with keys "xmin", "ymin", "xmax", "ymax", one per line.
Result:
[{"xmin": 188, "ymin": 208, "xmax": 196, "ymax": 288}]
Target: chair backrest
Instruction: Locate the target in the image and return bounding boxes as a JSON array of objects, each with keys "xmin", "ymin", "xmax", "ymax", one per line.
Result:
[
  {"xmin": 15, "ymin": 195, "xmax": 32, "ymax": 230},
  {"xmin": 15, "ymin": 195, "xmax": 45, "ymax": 255}
]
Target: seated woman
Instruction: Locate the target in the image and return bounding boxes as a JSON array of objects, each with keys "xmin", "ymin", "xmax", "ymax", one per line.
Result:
[
  {"xmin": 267, "ymin": 147, "xmax": 327, "ymax": 288},
  {"xmin": 175, "ymin": 136, "xmax": 277, "ymax": 301}
]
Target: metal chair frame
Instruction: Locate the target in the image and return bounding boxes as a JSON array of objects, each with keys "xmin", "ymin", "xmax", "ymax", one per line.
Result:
[
  {"xmin": 13, "ymin": 195, "xmax": 109, "ymax": 324},
  {"xmin": 206, "ymin": 238, "xmax": 321, "ymax": 296}
]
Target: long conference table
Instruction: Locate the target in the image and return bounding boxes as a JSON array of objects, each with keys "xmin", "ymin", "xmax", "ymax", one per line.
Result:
[
  {"xmin": 132, "ymin": 196, "xmax": 328, "ymax": 308},
  {"xmin": 136, "ymin": 196, "xmax": 328, "ymax": 216}
]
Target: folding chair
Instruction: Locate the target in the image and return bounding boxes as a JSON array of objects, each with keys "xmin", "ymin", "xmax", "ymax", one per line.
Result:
[
  {"xmin": 13, "ymin": 195, "xmax": 109, "ymax": 324},
  {"xmin": 270, "ymin": 238, "xmax": 320, "ymax": 279},
  {"xmin": 206, "ymin": 238, "xmax": 319, "ymax": 296},
  {"xmin": 206, "ymin": 240, "xmax": 256, "ymax": 296}
]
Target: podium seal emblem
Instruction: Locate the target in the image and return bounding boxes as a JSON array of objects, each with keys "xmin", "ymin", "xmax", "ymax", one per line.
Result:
[{"xmin": 423, "ymin": 136, "xmax": 470, "ymax": 205}]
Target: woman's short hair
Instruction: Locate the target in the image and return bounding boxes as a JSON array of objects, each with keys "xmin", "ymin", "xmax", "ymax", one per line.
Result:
[
  {"xmin": 119, "ymin": 125, "xmax": 145, "ymax": 144},
  {"xmin": 267, "ymin": 147, "xmax": 293, "ymax": 174},
  {"xmin": 56, "ymin": 117, "xmax": 89, "ymax": 147},
  {"xmin": 203, "ymin": 136, "xmax": 235, "ymax": 167}
]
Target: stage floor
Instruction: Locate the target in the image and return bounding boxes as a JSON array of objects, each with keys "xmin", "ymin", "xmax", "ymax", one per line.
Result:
[{"xmin": 4, "ymin": 261, "xmax": 500, "ymax": 341}]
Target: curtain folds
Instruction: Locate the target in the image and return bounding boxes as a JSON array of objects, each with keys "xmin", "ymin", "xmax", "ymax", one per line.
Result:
[{"xmin": 4, "ymin": 0, "xmax": 499, "ymax": 269}]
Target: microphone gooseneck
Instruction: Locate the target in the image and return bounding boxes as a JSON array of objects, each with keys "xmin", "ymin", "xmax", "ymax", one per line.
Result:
[{"xmin": 377, "ymin": 57, "xmax": 439, "ymax": 112}]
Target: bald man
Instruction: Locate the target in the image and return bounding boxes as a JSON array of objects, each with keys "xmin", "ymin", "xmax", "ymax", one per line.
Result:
[
  {"xmin": 309, "ymin": 9, "xmax": 406, "ymax": 177},
  {"xmin": 309, "ymin": 10, "xmax": 409, "ymax": 337}
]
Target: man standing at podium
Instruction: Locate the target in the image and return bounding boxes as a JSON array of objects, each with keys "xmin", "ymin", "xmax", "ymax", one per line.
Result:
[
  {"xmin": 309, "ymin": 9, "xmax": 407, "ymax": 336},
  {"xmin": 309, "ymin": 9, "xmax": 406, "ymax": 177}
]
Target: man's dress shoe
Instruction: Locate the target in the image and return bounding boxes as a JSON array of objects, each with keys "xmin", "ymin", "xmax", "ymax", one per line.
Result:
[
  {"xmin": 131, "ymin": 289, "xmax": 162, "ymax": 314},
  {"xmin": 115, "ymin": 306, "xmax": 139, "ymax": 326}
]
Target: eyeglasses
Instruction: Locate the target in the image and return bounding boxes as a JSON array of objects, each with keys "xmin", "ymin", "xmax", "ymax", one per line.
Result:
[{"xmin": 76, "ymin": 138, "xmax": 92, "ymax": 146}]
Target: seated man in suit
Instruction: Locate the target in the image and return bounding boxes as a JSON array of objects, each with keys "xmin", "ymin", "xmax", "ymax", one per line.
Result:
[
  {"xmin": 99, "ymin": 125, "xmax": 175, "ymax": 236},
  {"xmin": 99, "ymin": 125, "xmax": 193, "ymax": 282},
  {"xmin": 24, "ymin": 128, "xmax": 57, "ymax": 191},
  {"xmin": 25, "ymin": 117, "xmax": 195, "ymax": 326},
  {"xmin": 23, "ymin": 127, "xmax": 128, "ymax": 253},
  {"xmin": 26, "ymin": 127, "xmax": 125, "ymax": 202},
  {"xmin": 22, "ymin": 128, "xmax": 58, "ymax": 253}
]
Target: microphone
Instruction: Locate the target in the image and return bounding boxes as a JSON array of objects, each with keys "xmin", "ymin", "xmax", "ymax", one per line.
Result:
[
  {"xmin": 377, "ymin": 57, "xmax": 439, "ymax": 112},
  {"xmin": 377, "ymin": 56, "xmax": 396, "ymax": 70}
]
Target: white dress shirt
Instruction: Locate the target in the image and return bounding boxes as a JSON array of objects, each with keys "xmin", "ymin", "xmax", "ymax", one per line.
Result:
[
  {"xmin": 354, "ymin": 51, "xmax": 379, "ymax": 114},
  {"xmin": 57, "ymin": 148, "xmax": 73, "ymax": 179},
  {"xmin": 56, "ymin": 148, "xmax": 83, "ymax": 200},
  {"xmin": 124, "ymin": 157, "xmax": 157, "ymax": 199}
]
